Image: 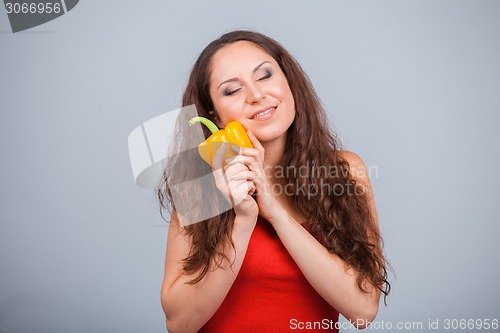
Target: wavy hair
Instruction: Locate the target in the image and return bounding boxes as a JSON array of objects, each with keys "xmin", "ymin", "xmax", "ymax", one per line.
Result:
[{"xmin": 157, "ymin": 30, "xmax": 390, "ymax": 300}]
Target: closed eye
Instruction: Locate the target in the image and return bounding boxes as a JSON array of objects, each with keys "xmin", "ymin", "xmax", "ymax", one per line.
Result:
[
  {"xmin": 257, "ymin": 70, "xmax": 272, "ymax": 81},
  {"xmin": 223, "ymin": 87, "xmax": 241, "ymax": 96}
]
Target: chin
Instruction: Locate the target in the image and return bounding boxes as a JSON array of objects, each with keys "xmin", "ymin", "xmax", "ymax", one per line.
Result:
[
  {"xmin": 250, "ymin": 113, "xmax": 294, "ymax": 143},
  {"xmin": 254, "ymin": 127, "xmax": 288, "ymax": 144}
]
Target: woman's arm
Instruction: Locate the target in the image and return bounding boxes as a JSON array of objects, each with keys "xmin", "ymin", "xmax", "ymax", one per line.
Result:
[
  {"xmin": 160, "ymin": 210, "xmax": 257, "ymax": 333},
  {"xmin": 161, "ymin": 144, "xmax": 259, "ymax": 333},
  {"xmin": 268, "ymin": 151, "xmax": 381, "ymax": 328},
  {"xmin": 233, "ymin": 134, "xmax": 382, "ymax": 328}
]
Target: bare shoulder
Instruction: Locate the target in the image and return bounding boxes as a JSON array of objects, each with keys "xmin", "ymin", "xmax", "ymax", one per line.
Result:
[
  {"xmin": 338, "ymin": 150, "xmax": 365, "ymax": 166},
  {"xmin": 338, "ymin": 150, "xmax": 378, "ymax": 224},
  {"xmin": 337, "ymin": 150, "xmax": 369, "ymax": 183}
]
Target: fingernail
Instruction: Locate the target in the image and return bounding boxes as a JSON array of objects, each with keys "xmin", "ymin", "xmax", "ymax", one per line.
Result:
[
  {"xmin": 231, "ymin": 144, "xmax": 240, "ymax": 154},
  {"xmin": 225, "ymin": 156, "xmax": 236, "ymax": 164}
]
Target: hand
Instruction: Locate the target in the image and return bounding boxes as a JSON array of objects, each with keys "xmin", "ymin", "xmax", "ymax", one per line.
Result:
[
  {"xmin": 224, "ymin": 130, "xmax": 284, "ymax": 223},
  {"xmin": 211, "ymin": 142, "xmax": 258, "ymax": 219}
]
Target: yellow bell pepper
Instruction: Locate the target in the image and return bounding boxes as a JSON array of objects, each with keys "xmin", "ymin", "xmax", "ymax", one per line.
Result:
[{"xmin": 188, "ymin": 116, "xmax": 253, "ymax": 165}]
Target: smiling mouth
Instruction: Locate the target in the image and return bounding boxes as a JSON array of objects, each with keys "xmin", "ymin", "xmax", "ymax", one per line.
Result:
[{"xmin": 251, "ymin": 107, "xmax": 276, "ymax": 119}]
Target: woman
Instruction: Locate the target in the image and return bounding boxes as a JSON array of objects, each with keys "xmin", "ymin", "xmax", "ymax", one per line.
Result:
[{"xmin": 158, "ymin": 30, "xmax": 390, "ymax": 332}]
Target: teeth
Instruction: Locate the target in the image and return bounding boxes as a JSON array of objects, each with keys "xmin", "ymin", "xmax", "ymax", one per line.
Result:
[{"xmin": 253, "ymin": 107, "xmax": 275, "ymax": 119}]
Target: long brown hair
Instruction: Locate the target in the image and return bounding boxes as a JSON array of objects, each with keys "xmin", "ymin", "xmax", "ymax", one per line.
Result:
[{"xmin": 157, "ymin": 30, "xmax": 390, "ymax": 300}]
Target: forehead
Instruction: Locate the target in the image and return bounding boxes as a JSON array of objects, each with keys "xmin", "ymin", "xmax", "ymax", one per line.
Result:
[{"xmin": 210, "ymin": 41, "xmax": 275, "ymax": 79}]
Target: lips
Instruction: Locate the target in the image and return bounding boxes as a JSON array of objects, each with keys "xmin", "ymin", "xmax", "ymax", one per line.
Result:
[{"xmin": 250, "ymin": 106, "xmax": 277, "ymax": 119}]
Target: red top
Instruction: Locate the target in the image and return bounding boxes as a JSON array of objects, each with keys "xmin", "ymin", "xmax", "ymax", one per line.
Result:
[{"xmin": 199, "ymin": 215, "xmax": 339, "ymax": 332}]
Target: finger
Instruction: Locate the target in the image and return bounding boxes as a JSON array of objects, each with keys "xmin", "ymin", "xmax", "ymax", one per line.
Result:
[
  {"xmin": 234, "ymin": 146, "xmax": 264, "ymax": 165},
  {"xmin": 228, "ymin": 144, "xmax": 261, "ymax": 165},
  {"xmin": 246, "ymin": 181, "xmax": 256, "ymax": 196},
  {"xmin": 248, "ymin": 186, "xmax": 256, "ymax": 196},
  {"xmin": 247, "ymin": 130, "xmax": 265, "ymax": 154},
  {"xmin": 225, "ymin": 156, "xmax": 265, "ymax": 179},
  {"xmin": 212, "ymin": 142, "xmax": 227, "ymax": 171},
  {"xmin": 224, "ymin": 161, "xmax": 248, "ymax": 178},
  {"xmin": 230, "ymin": 143, "xmax": 241, "ymax": 155},
  {"xmin": 234, "ymin": 181, "xmax": 256, "ymax": 199},
  {"xmin": 227, "ymin": 167, "xmax": 264, "ymax": 196},
  {"xmin": 212, "ymin": 142, "xmax": 228, "ymax": 186},
  {"xmin": 225, "ymin": 154, "xmax": 254, "ymax": 166},
  {"xmin": 246, "ymin": 171, "xmax": 266, "ymax": 191},
  {"xmin": 225, "ymin": 153, "xmax": 269, "ymax": 183},
  {"xmin": 232, "ymin": 147, "xmax": 261, "ymax": 160},
  {"xmin": 230, "ymin": 170, "xmax": 256, "ymax": 181},
  {"xmin": 227, "ymin": 180, "xmax": 255, "ymax": 206}
]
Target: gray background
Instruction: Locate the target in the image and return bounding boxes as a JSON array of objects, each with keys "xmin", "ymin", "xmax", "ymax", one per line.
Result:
[{"xmin": 1, "ymin": 1, "xmax": 499, "ymax": 332}]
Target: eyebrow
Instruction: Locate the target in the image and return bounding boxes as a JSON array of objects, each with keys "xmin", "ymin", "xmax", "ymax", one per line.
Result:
[{"xmin": 217, "ymin": 61, "xmax": 272, "ymax": 89}]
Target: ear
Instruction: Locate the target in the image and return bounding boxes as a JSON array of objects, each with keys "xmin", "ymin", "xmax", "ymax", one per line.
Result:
[
  {"xmin": 209, "ymin": 110, "xmax": 224, "ymax": 128},
  {"xmin": 214, "ymin": 117, "xmax": 224, "ymax": 129}
]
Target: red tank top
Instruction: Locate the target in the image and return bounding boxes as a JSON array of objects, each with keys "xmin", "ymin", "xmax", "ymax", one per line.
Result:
[{"xmin": 199, "ymin": 215, "xmax": 339, "ymax": 332}]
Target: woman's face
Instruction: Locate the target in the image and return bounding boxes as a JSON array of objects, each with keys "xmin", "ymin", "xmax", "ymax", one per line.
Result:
[{"xmin": 208, "ymin": 41, "xmax": 295, "ymax": 144}]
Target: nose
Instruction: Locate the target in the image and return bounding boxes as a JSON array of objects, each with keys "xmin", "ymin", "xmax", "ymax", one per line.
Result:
[{"xmin": 246, "ymin": 83, "xmax": 264, "ymax": 104}]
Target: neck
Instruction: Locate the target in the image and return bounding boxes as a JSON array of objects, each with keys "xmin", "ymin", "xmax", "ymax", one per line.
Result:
[{"xmin": 262, "ymin": 132, "xmax": 287, "ymax": 176}]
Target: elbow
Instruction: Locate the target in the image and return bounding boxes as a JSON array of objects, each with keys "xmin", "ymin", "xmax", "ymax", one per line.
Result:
[
  {"xmin": 347, "ymin": 302, "xmax": 379, "ymax": 329},
  {"xmin": 161, "ymin": 303, "xmax": 182, "ymax": 333},
  {"xmin": 162, "ymin": 296, "xmax": 198, "ymax": 333},
  {"xmin": 165, "ymin": 314, "xmax": 200, "ymax": 333},
  {"xmin": 165, "ymin": 318, "xmax": 173, "ymax": 333},
  {"xmin": 161, "ymin": 293, "xmax": 178, "ymax": 333},
  {"xmin": 164, "ymin": 313, "xmax": 187, "ymax": 333},
  {"xmin": 165, "ymin": 317, "xmax": 180, "ymax": 333}
]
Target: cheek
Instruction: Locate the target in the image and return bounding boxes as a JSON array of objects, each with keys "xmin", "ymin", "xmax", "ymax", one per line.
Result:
[
  {"xmin": 215, "ymin": 99, "xmax": 237, "ymax": 114},
  {"xmin": 212, "ymin": 97, "xmax": 244, "ymax": 125},
  {"xmin": 276, "ymin": 79, "xmax": 295, "ymax": 113},
  {"xmin": 273, "ymin": 77, "xmax": 293, "ymax": 100}
]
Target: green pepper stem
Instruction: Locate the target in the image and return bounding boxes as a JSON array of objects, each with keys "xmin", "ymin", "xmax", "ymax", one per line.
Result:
[{"xmin": 188, "ymin": 116, "xmax": 219, "ymax": 134}]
